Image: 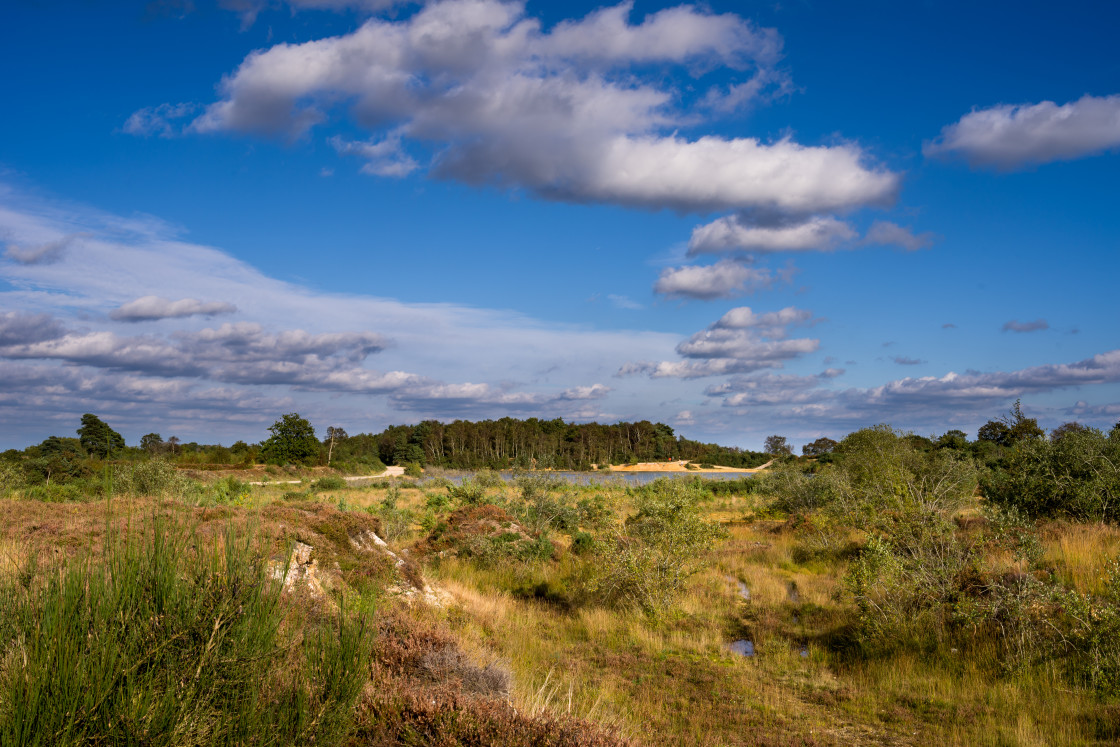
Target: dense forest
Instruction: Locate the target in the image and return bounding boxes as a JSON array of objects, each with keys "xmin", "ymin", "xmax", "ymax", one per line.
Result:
[
  {"xmin": 0, "ymin": 414, "xmax": 769, "ymax": 489},
  {"xmin": 368, "ymin": 417, "xmax": 770, "ymax": 470}
]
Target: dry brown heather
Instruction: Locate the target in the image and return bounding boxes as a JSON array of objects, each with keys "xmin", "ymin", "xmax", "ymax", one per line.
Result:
[{"xmin": 2, "ymin": 474, "xmax": 1119, "ymax": 746}]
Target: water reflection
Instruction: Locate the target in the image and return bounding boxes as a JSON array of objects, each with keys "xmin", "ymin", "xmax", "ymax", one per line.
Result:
[{"xmin": 729, "ymin": 640, "xmax": 755, "ymax": 657}]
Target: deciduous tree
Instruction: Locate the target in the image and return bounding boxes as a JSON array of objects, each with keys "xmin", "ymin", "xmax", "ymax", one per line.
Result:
[{"xmin": 261, "ymin": 413, "xmax": 319, "ymax": 466}]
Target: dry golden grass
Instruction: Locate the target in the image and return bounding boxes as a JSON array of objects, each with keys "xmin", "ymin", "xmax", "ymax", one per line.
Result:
[{"xmin": 1042, "ymin": 522, "xmax": 1120, "ymax": 594}]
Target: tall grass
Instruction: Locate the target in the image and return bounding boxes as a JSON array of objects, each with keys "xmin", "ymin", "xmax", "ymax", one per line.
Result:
[{"xmin": 0, "ymin": 512, "xmax": 370, "ymax": 746}]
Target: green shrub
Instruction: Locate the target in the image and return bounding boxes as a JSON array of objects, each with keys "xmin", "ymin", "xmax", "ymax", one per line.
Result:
[
  {"xmin": 403, "ymin": 462, "xmax": 423, "ymax": 478},
  {"xmin": 571, "ymin": 531, "xmax": 595, "ymax": 555},
  {"xmin": 982, "ymin": 427, "xmax": 1120, "ymax": 521},
  {"xmin": 206, "ymin": 476, "xmax": 250, "ymax": 505},
  {"xmin": 114, "ymin": 459, "xmax": 190, "ymax": 498},
  {"xmin": 447, "ymin": 479, "xmax": 486, "ymax": 505},
  {"xmin": 311, "ymin": 476, "xmax": 347, "ymax": 492},
  {"xmin": 0, "ymin": 519, "xmax": 370, "ymax": 745},
  {"xmin": 585, "ymin": 479, "xmax": 723, "ymax": 614}
]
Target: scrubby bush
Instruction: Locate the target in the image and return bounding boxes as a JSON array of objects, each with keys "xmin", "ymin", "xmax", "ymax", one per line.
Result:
[
  {"xmin": 205, "ymin": 476, "xmax": 250, "ymax": 505},
  {"xmin": 403, "ymin": 462, "xmax": 423, "ymax": 478},
  {"xmin": 982, "ymin": 427, "xmax": 1120, "ymax": 521},
  {"xmin": 447, "ymin": 479, "xmax": 486, "ymax": 505},
  {"xmin": 311, "ymin": 476, "xmax": 347, "ymax": 492},
  {"xmin": 114, "ymin": 459, "xmax": 190, "ymax": 498},
  {"xmin": 585, "ymin": 479, "xmax": 723, "ymax": 614}
]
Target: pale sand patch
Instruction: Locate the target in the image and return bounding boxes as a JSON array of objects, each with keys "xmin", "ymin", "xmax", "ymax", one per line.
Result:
[{"xmin": 607, "ymin": 460, "xmax": 772, "ymax": 474}]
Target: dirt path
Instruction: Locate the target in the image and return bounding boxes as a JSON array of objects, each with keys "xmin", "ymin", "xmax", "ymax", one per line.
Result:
[{"xmin": 247, "ymin": 466, "xmax": 404, "ymax": 486}]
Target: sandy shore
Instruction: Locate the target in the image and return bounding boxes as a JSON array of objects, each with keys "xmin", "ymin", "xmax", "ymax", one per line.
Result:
[{"xmin": 608, "ymin": 460, "xmax": 772, "ymax": 474}]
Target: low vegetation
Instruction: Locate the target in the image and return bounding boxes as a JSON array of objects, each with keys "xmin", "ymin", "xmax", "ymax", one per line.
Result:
[{"xmin": 1, "ymin": 405, "xmax": 1119, "ymax": 744}]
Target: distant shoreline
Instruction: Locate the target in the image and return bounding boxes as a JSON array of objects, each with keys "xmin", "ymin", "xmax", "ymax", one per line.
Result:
[{"xmin": 607, "ymin": 460, "xmax": 772, "ymax": 474}]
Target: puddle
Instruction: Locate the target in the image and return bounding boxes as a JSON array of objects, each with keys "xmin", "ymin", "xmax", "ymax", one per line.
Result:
[
  {"xmin": 792, "ymin": 613, "xmax": 799, "ymax": 624},
  {"xmin": 727, "ymin": 576, "xmax": 750, "ymax": 601},
  {"xmin": 729, "ymin": 639, "xmax": 755, "ymax": 657},
  {"xmin": 787, "ymin": 582, "xmax": 800, "ymax": 604},
  {"xmin": 799, "ymin": 646, "xmax": 809, "ymax": 658}
]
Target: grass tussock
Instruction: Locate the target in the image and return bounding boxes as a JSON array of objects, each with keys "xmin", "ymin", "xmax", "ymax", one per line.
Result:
[{"xmin": 0, "ymin": 511, "xmax": 371, "ymax": 746}]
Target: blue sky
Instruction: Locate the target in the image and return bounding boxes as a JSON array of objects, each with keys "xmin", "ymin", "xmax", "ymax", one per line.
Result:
[{"xmin": 1, "ymin": 0, "xmax": 1118, "ymax": 451}]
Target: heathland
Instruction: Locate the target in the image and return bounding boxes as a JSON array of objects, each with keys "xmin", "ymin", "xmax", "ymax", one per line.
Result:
[{"xmin": 1, "ymin": 407, "xmax": 1119, "ymax": 745}]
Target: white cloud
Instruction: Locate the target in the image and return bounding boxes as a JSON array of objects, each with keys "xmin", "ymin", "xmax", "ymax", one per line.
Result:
[
  {"xmin": 689, "ymin": 214, "xmax": 855, "ymax": 254},
  {"xmin": 559, "ymin": 383, "xmax": 611, "ymax": 400},
  {"xmin": 189, "ymin": 0, "xmax": 898, "ymax": 214},
  {"xmin": 0, "ymin": 184, "xmax": 682, "ymax": 444},
  {"xmin": 711, "ymin": 306, "xmax": 814, "ymax": 337},
  {"xmin": 110, "ymin": 296, "xmax": 238, "ymax": 322},
  {"xmin": 654, "ymin": 259, "xmax": 784, "ymax": 300},
  {"xmin": 676, "ymin": 329, "xmax": 818, "ymax": 361},
  {"xmin": 620, "ymin": 304, "xmax": 818, "ymax": 380},
  {"xmin": 701, "ymin": 349, "xmax": 1120, "ymax": 431},
  {"xmin": 924, "ymin": 94, "xmax": 1120, "ymax": 169}
]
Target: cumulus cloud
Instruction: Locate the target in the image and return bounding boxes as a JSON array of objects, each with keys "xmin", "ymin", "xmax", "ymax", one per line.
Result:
[
  {"xmin": 689, "ymin": 213, "xmax": 855, "ymax": 254},
  {"xmin": 189, "ymin": 0, "xmax": 898, "ymax": 214},
  {"xmin": 924, "ymin": 94, "xmax": 1120, "ymax": 169},
  {"xmin": 1003, "ymin": 319, "xmax": 1049, "ymax": 333},
  {"xmin": 863, "ymin": 220, "xmax": 936, "ymax": 251},
  {"xmin": 620, "ymin": 304, "xmax": 818, "ymax": 380},
  {"xmin": 110, "ymin": 296, "xmax": 238, "ymax": 322},
  {"xmin": 711, "ymin": 306, "xmax": 814, "ymax": 337},
  {"xmin": 122, "ymin": 103, "xmax": 198, "ymax": 138},
  {"xmin": 654, "ymin": 259, "xmax": 785, "ymax": 300}
]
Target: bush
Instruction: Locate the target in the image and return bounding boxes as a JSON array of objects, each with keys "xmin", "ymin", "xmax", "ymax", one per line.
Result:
[
  {"xmin": 311, "ymin": 476, "xmax": 347, "ymax": 492},
  {"xmin": 571, "ymin": 531, "xmax": 595, "ymax": 555},
  {"xmin": 206, "ymin": 476, "xmax": 250, "ymax": 505},
  {"xmin": 447, "ymin": 479, "xmax": 486, "ymax": 505},
  {"xmin": 585, "ymin": 479, "xmax": 723, "ymax": 614},
  {"xmin": 114, "ymin": 459, "xmax": 189, "ymax": 498},
  {"xmin": 982, "ymin": 427, "xmax": 1120, "ymax": 521},
  {"xmin": 403, "ymin": 462, "xmax": 423, "ymax": 478}
]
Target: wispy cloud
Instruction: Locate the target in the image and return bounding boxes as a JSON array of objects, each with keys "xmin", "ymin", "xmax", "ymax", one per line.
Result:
[
  {"xmin": 110, "ymin": 296, "xmax": 238, "ymax": 322},
  {"xmin": 0, "ymin": 185, "xmax": 680, "ymax": 443},
  {"xmin": 1003, "ymin": 319, "xmax": 1049, "ymax": 333}
]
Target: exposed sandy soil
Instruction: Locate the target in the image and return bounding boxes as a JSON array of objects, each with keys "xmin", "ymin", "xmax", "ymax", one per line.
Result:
[{"xmin": 607, "ymin": 459, "xmax": 772, "ymax": 474}]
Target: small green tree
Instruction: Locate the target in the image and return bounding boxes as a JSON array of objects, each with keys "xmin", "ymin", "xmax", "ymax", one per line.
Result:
[
  {"xmin": 77, "ymin": 414, "xmax": 125, "ymax": 458},
  {"xmin": 140, "ymin": 433, "xmax": 163, "ymax": 454},
  {"xmin": 260, "ymin": 413, "xmax": 319, "ymax": 466},
  {"xmin": 764, "ymin": 435, "xmax": 792, "ymax": 457}
]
